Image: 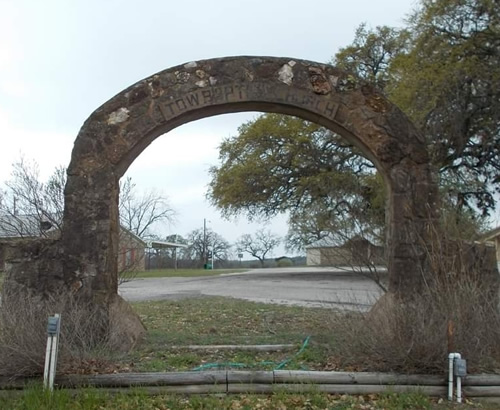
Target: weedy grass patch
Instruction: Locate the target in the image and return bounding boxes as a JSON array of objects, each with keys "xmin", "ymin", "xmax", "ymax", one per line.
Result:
[
  {"xmin": 0, "ymin": 386, "xmax": 497, "ymax": 409},
  {"xmin": 126, "ymin": 297, "xmax": 333, "ymax": 372}
]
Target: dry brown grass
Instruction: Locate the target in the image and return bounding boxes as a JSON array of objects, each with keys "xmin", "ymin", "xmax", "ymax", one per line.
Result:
[
  {"xmin": 0, "ymin": 289, "xmax": 124, "ymax": 377},
  {"xmin": 329, "ymin": 278, "xmax": 500, "ymax": 373},
  {"xmin": 327, "ymin": 227, "xmax": 500, "ymax": 374}
]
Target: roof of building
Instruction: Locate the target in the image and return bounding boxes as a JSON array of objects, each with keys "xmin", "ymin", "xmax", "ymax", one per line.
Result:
[
  {"xmin": 304, "ymin": 236, "xmax": 339, "ymax": 249},
  {"xmin": 1, "ymin": 214, "xmax": 188, "ymax": 249},
  {"xmin": 0, "ymin": 212, "xmax": 56, "ymax": 238},
  {"xmin": 120, "ymin": 227, "xmax": 146, "ymax": 245},
  {"xmin": 146, "ymin": 240, "xmax": 188, "ymax": 249},
  {"xmin": 305, "ymin": 235, "xmax": 379, "ymax": 249},
  {"xmin": 113, "ymin": 228, "xmax": 188, "ymax": 249},
  {"xmin": 479, "ymin": 226, "xmax": 500, "ymax": 243}
]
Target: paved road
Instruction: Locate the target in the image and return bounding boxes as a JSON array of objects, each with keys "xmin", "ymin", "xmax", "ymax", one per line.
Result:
[{"xmin": 119, "ymin": 267, "xmax": 384, "ymax": 310}]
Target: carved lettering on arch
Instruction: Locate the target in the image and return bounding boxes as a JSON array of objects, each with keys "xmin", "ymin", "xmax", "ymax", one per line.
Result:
[
  {"xmin": 156, "ymin": 83, "xmax": 341, "ymax": 125},
  {"xmin": 157, "ymin": 84, "xmax": 248, "ymax": 121}
]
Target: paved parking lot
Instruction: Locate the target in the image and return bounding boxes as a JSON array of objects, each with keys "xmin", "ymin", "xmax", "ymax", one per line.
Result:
[{"xmin": 119, "ymin": 267, "xmax": 384, "ymax": 310}]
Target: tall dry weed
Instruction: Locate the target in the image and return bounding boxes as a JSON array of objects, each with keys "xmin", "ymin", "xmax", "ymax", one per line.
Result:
[
  {"xmin": 328, "ymin": 228, "xmax": 500, "ymax": 374},
  {"xmin": 0, "ymin": 289, "xmax": 125, "ymax": 377}
]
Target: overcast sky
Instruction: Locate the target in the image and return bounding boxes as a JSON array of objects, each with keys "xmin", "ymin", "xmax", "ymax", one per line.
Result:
[{"xmin": 1, "ymin": 0, "xmax": 457, "ymax": 258}]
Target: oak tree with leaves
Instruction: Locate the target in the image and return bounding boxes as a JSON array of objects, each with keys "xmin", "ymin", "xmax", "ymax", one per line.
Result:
[{"xmin": 209, "ymin": 0, "xmax": 496, "ymax": 252}]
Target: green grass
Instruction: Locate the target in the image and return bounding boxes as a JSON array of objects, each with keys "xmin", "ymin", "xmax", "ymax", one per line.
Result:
[
  {"xmin": 0, "ymin": 386, "xmax": 496, "ymax": 409},
  {"xmin": 126, "ymin": 297, "xmax": 333, "ymax": 372},
  {"xmin": 133, "ymin": 268, "xmax": 246, "ymax": 278}
]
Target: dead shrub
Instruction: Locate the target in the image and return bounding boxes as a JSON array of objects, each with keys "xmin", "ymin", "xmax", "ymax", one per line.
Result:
[
  {"xmin": 0, "ymin": 289, "xmax": 126, "ymax": 377},
  {"xmin": 328, "ymin": 231, "xmax": 500, "ymax": 374},
  {"xmin": 329, "ymin": 279, "xmax": 500, "ymax": 373}
]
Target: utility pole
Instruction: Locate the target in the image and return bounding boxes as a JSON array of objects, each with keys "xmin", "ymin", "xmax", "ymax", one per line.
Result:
[
  {"xmin": 174, "ymin": 234, "xmax": 178, "ymax": 270},
  {"xmin": 211, "ymin": 238, "xmax": 214, "ymax": 270},
  {"xmin": 203, "ymin": 218, "xmax": 207, "ymax": 266}
]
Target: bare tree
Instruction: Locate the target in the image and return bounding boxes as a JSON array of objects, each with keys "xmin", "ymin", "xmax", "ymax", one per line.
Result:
[
  {"xmin": 0, "ymin": 158, "xmax": 65, "ymax": 238},
  {"xmin": 119, "ymin": 176, "xmax": 176, "ymax": 238},
  {"xmin": 117, "ymin": 177, "xmax": 176, "ymax": 283},
  {"xmin": 236, "ymin": 229, "xmax": 281, "ymax": 267},
  {"xmin": 0, "ymin": 159, "xmax": 176, "ymax": 282},
  {"xmin": 186, "ymin": 228, "xmax": 231, "ymax": 268}
]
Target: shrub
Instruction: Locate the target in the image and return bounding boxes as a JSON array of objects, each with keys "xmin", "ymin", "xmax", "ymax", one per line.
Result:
[
  {"xmin": 329, "ymin": 279, "xmax": 500, "ymax": 373},
  {"xmin": 277, "ymin": 258, "xmax": 293, "ymax": 267},
  {"xmin": 327, "ymin": 231, "xmax": 500, "ymax": 374},
  {"xmin": 0, "ymin": 289, "xmax": 125, "ymax": 377}
]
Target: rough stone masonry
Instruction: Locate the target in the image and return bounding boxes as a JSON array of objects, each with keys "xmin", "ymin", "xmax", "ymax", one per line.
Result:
[{"xmin": 2, "ymin": 56, "xmax": 443, "ymax": 348}]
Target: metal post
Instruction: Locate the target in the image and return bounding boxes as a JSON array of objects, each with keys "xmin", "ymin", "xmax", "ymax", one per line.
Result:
[
  {"xmin": 44, "ymin": 314, "xmax": 61, "ymax": 391},
  {"xmin": 203, "ymin": 218, "xmax": 207, "ymax": 266},
  {"xmin": 175, "ymin": 234, "xmax": 179, "ymax": 270},
  {"xmin": 211, "ymin": 241, "xmax": 214, "ymax": 270}
]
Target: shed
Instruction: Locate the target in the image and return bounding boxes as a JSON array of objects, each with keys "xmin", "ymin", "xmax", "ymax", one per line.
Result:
[
  {"xmin": 306, "ymin": 236, "xmax": 385, "ymax": 266},
  {"xmin": 479, "ymin": 226, "xmax": 500, "ymax": 272}
]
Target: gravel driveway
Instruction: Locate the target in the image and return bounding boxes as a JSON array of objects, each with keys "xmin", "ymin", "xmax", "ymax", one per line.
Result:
[{"xmin": 119, "ymin": 267, "xmax": 384, "ymax": 310}]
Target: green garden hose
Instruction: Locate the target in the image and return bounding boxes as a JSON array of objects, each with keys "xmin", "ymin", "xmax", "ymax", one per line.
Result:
[{"xmin": 191, "ymin": 336, "xmax": 311, "ymax": 371}]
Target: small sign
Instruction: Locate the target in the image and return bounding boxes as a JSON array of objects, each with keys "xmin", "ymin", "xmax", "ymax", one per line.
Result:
[
  {"xmin": 44, "ymin": 314, "xmax": 61, "ymax": 391},
  {"xmin": 47, "ymin": 316, "xmax": 60, "ymax": 336},
  {"xmin": 238, "ymin": 253, "xmax": 243, "ymax": 259},
  {"xmin": 454, "ymin": 358, "xmax": 467, "ymax": 377}
]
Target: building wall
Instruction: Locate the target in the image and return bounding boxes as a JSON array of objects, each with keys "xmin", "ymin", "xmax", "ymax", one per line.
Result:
[
  {"xmin": 0, "ymin": 244, "xmax": 5, "ymax": 272},
  {"xmin": 0, "ymin": 228, "xmax": 147, "ymax": 273},
  {"xmin": 306, "ymin": 248, "xmax": 321, "ymax": 265},
  {"xmin": 118, "ymin": 233, "xmax": 145, "ymax": 272},
  {"xmin": 307, "ymin": 243, "xmax": 385, "ymax": 266},
  {"xmin": 496, "ymin": 237, "xmax": 500, "ymax": 272},
  {"xmin": 306, "ymin": 248, "xmax": 353, "ymax": 266},
  {"xmin": 320, "ymin": 248, "xmax": 352, "ymax": 265}
]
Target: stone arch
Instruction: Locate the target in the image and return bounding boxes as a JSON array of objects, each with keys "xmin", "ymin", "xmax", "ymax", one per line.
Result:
[{"xmin": 62, "ymin": 56, "xmax": 438, "ymax": 305}]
